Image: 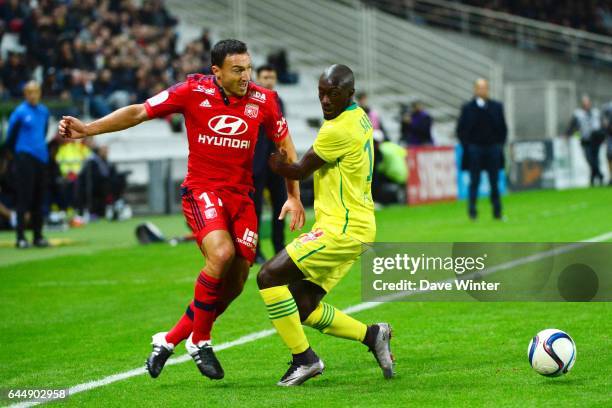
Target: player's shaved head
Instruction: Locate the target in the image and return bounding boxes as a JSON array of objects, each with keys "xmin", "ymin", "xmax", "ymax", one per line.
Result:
[
  {"xmin": 318, "ymin": 64, "xmax": 355, "ymax": 120},
  {"xmin": 320, "ymin": 64, "xmax": 354, "ymax": 91}
]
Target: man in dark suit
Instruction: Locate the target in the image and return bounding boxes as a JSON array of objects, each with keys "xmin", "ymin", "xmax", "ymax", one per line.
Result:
[
  {"xmin": 253, "ymin": 65, "xmax": 287, "ymax": 263},
  {"xmin": 457, "ymin": 78, "xmax": 507, "ymax": 220}
]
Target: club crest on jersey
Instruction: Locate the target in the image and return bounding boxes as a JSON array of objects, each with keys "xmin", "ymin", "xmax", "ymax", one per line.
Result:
[
  {"xmin": 208, "ymin": 115, "xmax": 248, "ymax": 136},
  {"xmin": 248, "ymin": 90, "xmax": 266, "ymax": 102},
  {"xmin": 244, "ymin": 103, "xmax": 259, "ymax": 119}
]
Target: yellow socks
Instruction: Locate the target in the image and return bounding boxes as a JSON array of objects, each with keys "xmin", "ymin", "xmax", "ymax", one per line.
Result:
[
  {"xmin": 304, "ymin": 302, "xmax": 367, "ymax": 342},
  {"xmin": 260, "ymin": 286, "xmax": 309, "ymax": 354}
]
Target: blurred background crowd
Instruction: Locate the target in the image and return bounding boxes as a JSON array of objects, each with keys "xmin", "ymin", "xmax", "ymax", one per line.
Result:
[{"xmin": 0, "ymin": 0, "xmax": 212, "ymax": 117}]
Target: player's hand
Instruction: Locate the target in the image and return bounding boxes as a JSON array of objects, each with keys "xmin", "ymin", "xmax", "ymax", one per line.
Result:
[
  {"xmin": 279, "ymin": 196, "xmax": 305, "ymax": 232},
  {"xmin": 58, "ymin": 116, "xmax": 88, "ymax": 139},
  {"xmin": 268, "ymin": 148, "xmax": 288, "ymax": 175}
]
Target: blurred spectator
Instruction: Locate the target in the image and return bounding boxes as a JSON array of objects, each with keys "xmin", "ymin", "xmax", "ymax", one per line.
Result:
[
  {"xmin": 4, "ymin": 81, "xmax": 50, "ymax": 248},
  {"xmin": 54, "ymin": 139, "xmax": 92, "ymax": 215},
  {"xmin": 253, "ymin": 65, "xmax": 287, "ymax": 264},
  {"xmin": 267, "ymin": 49, "xmax": 298, "ymax": 84},
  {"xmin": 372, "ymin": 132, "xmax": 407, "ymax": 205},
  {"xmin": 0, "ymin": 0, "xmax": 29, "ymax": 33},
  {"xmin": 2, "ymin": 52, "xmax": 29, "ymax": 98},
  {"xmin": 599, "ymin": 100, "xmax": 612, "ymax": 186},
  {"xmin": 457, "ymin": 78, "xmax": 507, "ymax": 220},
  {"xmin": 78, "ymin": 145, "xmax": 129, "ymax": 219},
  {"xmin": 399, "ymin": 100, "xmax": 433, "ymax": 147},
  {"xmin": 357, "ymin": 91, "xmax": 388, "ymax": 142},
  {"xmin": 565, "ymin": 95, "xmax": 605, "ymax": 186}
]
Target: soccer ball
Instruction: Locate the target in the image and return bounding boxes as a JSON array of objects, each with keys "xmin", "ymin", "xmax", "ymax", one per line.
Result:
[{"xmin": 527, "ymin": 329, "xmax": 576, "ymax": 377}]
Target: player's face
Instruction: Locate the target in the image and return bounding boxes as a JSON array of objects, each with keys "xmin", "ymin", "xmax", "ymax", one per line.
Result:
[
  {"xmin": 318, "ymin": 78, "xmax": 352, "ymax": 120},
  {"xmin": 257, "ymin": 69, "xmax": 277, "ymax": 90},
  {"xmin": 213, "ymin": 53, "xmax": 252, "ymax": 97}
]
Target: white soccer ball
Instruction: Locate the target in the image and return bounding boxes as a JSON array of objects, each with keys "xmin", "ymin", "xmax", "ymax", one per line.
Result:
[{"xmin": 527, "ymin": 328, "xmax": 576, "ymax": 377}]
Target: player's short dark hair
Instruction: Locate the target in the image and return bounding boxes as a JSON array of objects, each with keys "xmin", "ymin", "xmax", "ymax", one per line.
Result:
[
  {"xmin": 256, "ymin": 64, "xmax": 277, "ymax": 76},
  {"xmin": 211, "ymin": 39, "xmax": 248, "ymax": 67}
]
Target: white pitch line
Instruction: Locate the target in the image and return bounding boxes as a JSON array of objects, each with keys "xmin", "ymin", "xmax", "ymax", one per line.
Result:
[{"xmin": 9, "ymin": 231, "xmax": 612, "ymax": 408}]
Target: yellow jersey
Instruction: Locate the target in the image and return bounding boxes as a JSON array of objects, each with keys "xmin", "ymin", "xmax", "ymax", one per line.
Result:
[{"xmin": 311, "ymin": 103, "xmax": 376, "ymax": 243}]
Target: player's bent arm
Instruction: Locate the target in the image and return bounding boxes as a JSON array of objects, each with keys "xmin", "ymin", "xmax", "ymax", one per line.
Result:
[
  {"xmin": 275, "ymin": 133, "xmax": 301, "ymax": 197},
  {"xmin": 269, "ymin": 147, "xmax": 326, "ymax": 181},
  {"xmin": 59, "ymin": 104, "xmax": 150, "ymax": 139}
]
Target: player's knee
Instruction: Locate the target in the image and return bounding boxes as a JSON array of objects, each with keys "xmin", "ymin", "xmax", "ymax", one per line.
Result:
[
  {"xmin": 207, "ymin": 242, "xmax": 235, "ymax": 268},
  {"xmin": 256, "ymin": 263, "xmax": 277, "ymax": 289}
]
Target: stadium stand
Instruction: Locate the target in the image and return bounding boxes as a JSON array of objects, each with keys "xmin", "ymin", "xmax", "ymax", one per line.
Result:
[{"xmin": 0, "ymin": 0, "xmax": 212, "ymax": 116}]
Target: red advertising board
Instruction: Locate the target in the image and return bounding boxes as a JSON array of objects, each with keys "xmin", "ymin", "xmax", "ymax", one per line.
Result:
[{"xmin": 406, "ymin": 146, "xmax": 458, "ymax": 205}]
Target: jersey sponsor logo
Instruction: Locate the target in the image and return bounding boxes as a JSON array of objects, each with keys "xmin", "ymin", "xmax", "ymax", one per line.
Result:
[
  {"xmin": 248, "ymin": 90, "xmax": 266, "ymax": 102},
  {"xmin": 193, "ymin": 85, "xmax": 215, "ymax": 95},
  {"xmin": 237, "ymin": 228, "xmax": 258, "ymax": 249},
  {"xmin": 244, "ymin": 103, "xmax": 259, "ymax": 119},
  {"xmin": 147, "ymin": 90, "xmax": 169, "ymax": 107},
  {"xmin": 208, "ymin": 115, "xmax": 248, "ymax": 136},
  {"xmin": 197, "ymin": 134, "xmax": 250, "ymax": 149},
  {"xmin": 200, "ymin": 99, "xmax": 211, "ymax": 108}
]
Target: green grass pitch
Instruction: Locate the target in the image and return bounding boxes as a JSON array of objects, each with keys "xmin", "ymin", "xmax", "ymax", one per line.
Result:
[{"xmin": 1, "ymin": 188, "xmax": 611, "ymax": 407}]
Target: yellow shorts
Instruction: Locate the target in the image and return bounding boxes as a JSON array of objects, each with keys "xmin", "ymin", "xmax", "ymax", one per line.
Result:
[{"xmin": 286, "ymin": 226, "xmax": 363, "ymax": 293}]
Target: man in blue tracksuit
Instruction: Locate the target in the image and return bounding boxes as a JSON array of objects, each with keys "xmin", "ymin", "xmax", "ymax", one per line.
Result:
[{"xmin": 5, "ymin": 81, "xmax": 50, "ymax": 248}]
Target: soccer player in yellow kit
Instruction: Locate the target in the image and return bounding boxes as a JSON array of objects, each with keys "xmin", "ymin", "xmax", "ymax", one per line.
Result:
[{"xmin": 257, "ymin": 64, "xmax": 394, "ymax": 386}]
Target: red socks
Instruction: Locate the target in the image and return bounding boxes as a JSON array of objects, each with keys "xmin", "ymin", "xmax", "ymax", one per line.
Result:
[
  {"xmin": 165, "ymin": 301, "xmax": 195, "ymax": 346},
  {"xmin": 192, "ymin": 271, "xmax": 222, "ymax": 344},
  {"xmin": 165, "ymin": 273, "xmax": 233, "ymax": 346}
]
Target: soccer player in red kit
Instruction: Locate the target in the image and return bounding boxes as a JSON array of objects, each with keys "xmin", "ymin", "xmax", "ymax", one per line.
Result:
[{"xmin": 58, "ymin": 40, "xmax": 305, "ymax": 380}]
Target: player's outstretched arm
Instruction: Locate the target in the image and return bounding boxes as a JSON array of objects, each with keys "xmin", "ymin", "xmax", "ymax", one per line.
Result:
[{"xmin": 58, "ymin": 104, "xmax": 150, "ymax": 139}]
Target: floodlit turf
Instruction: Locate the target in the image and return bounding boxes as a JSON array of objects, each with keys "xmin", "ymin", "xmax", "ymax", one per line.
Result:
[{"xmin": 0, "ymin": 188, "xmax": 611, "ymax": 407}]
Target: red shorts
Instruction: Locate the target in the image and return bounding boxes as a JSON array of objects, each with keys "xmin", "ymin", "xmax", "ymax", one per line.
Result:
[{"xmin": 181, "ymin": 186, "xmax": 258, "ymax": 264}]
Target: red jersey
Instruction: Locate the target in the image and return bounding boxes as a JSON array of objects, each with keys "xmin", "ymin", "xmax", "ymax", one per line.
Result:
[{"xmin": 144, "ymin": 74, "xmax": 288, "ymax": 194}]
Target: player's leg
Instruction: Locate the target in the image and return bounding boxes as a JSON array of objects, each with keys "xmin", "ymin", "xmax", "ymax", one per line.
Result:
[
  {"xmin": 159, "ymin": 255, "xmax": 249, "ymax": 352},
  {"xmin": 214, "ymin": 255, "xmax": 250, "ymax": 318},
  {"xmin": 147, "ymin": 189, "xmax": 232, "ymax": 379},
  {"xmin": 191, "ymin": 229, "xmax": 234, "ymax": 342},
  {"xmin": 257, "ymin": 250, "xmax": 324, "ymax": 386},
  {"xmin": 183, "ymin": 229, "xmax": 234, "ymax": 380},
  {"xmin": 290, "ymin": 280, "xmax": 395, "ymax": 378},
  {"xmin": 147, "ymin": 230, "xmax": 233, "ymax": 380}
]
